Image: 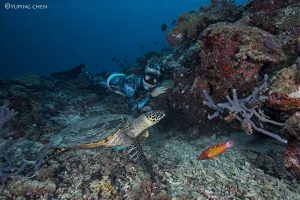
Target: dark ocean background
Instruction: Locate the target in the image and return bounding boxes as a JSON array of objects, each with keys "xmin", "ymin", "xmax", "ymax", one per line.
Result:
[{"xmin": 1, "ymin": 0, "xmax": 246, "ymax": 79}]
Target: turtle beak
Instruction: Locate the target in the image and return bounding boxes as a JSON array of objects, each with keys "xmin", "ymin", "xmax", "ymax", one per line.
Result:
[{"xmin": 157, "ymin": 111, "xmax": 165, "ymax": 121}]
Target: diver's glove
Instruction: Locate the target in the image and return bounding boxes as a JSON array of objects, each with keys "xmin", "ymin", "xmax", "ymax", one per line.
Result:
[
  {"xmin": 150, "ymin": 85, "xmax": 168, "ymax": 97},
  {"xmin": 129, "ymin": 96, "xmax": 151, "ymax": 112}
]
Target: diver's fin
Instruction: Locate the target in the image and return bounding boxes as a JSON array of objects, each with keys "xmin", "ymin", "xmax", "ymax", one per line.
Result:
[
  {"xmin": 126, "ymin": 137, "xmax": 155, "ymax": 181},
  {"xmin": 50, "ymin": 64, "xmax": 85, "ymax": 79}
]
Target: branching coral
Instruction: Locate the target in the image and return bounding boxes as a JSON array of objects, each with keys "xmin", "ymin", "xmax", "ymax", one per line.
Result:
[
  {"xmin": 203, "ymin": 75, "xmax": 288, "ymax": 143},
  {"xmin": 0, "ymin": 105, "xmax": 28, "ymax": 177},
  {"xmin": 0, "ymin": 139, "xmax": 27, "ymax": 177},
  {"xmin": 0, "ymin": 105, "xmax": 17, "ymax": 128}
]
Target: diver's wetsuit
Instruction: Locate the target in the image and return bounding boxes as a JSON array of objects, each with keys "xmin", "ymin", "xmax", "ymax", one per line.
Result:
[
  {"xmin": 50, "ymin": 66, "xmax": 152, "ymax": 111},
  {"xmin": 93, "ymin": 73, "xmax": 151, "ymax": 111}
]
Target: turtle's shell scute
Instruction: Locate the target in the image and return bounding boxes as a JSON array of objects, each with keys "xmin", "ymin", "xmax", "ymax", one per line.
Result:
[{"xmin": 52, "ymin": 114, "xmax": 133, "ymax": 148}]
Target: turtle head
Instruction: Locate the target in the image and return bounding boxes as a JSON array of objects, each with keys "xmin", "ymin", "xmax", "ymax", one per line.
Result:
[
  {"xmin": 128, "ymin": 110, "xmax": 165, "ymax": 138},
  {"xmin": 144, "ymin": 110, "xmax": 165, "ymax": 125}
]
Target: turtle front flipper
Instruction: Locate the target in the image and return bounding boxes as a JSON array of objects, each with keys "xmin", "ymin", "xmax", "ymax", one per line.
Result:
[
  {"xmin": 125, "ymin": 137, "xmax": 155, "ymax": 181},
  {"xmin": 136, "ymin": 129, "xmax": 150, "ymax": 144}
]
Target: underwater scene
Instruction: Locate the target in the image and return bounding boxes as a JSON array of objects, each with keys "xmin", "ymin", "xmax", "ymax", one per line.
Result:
[{"xmin": 1, "ymin": 0, "xmax": 300, "ymax": 199}]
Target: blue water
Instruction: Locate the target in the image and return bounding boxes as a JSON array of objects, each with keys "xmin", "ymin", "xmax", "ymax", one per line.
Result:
[{"xmin": 1, "ymin": 0, "xmax": 246, "ymax": 79}]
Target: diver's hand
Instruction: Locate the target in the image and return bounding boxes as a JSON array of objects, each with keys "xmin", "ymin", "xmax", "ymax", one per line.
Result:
[
  {"xmin": 140, "ymin": 106, "xmax": 152, "ymax": 112},
  {"xmin": 150, "ymin": 86, "xmax": 168, "ymax": 97}
]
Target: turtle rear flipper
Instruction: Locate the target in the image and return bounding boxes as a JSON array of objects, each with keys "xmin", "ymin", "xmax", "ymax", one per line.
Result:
[
  {"xmin": 126, "ymin": 137, "xmax": 155, "ymax": 181},
  {"xmin": 35, "ymin": 146, "xmax": 69, "ymax": 170},
  {"xmin": 23, "ymin": 146, "xmax": 69, "ymax": 177}
]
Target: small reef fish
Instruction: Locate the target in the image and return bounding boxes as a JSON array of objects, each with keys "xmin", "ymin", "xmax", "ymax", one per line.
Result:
[
  {"xmin": 123, "ymin": 59, "xmax": 129, "ymax": 66},
  {"xmin": 161, "ymin": 23, "xmax": 167, "ymax": 32},
  {"xmin": 197, "ymin": 141, "xmax": 234, "ymax": 160},
  {"xmin": 118, "ymin": 64, "xmax": 125, "ymax": 68}
]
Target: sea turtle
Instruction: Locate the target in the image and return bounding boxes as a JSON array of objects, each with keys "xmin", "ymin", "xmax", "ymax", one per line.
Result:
[{"xmin": 38, "ymin": 110, "xmax": 165, "ymax": 180}]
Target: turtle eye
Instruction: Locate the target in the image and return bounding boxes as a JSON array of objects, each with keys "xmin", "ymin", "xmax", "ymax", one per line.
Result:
[{"xmin": 153, "ymin": 78, "xmax": 157, "ymax": 84}]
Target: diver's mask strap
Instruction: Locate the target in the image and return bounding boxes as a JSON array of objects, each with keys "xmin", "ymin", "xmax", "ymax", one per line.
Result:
[{"xmin": 106, "ymin": 73, "xmax": 127, "ymax": 96}]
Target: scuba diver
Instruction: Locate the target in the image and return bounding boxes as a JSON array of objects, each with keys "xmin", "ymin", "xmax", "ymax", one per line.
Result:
[
  {"xmin": 90, "ymin": 64, "xmax": 168, "ymax": 111},
  {"xmin": 50, "ymin": 63, "xmax": 168, "ymax": 111}
]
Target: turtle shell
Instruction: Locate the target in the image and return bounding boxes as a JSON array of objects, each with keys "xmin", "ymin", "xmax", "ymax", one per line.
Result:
[{"xmin": 52, "ymin": 114, "xmax": 133, "ymax": 148}]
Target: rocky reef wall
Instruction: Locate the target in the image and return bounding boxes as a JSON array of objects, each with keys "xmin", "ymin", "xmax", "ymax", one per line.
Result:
[{"xmin": 151, "ymin": 0, "xmax": 300, "ymax": 178}]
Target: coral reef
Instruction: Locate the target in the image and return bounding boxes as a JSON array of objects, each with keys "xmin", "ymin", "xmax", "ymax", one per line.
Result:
[
  {"xmin": 266, "ymin": 62, "xmax": 300, "ymax": 111},
  {"xmin": 8, "ymin": 178, "xmax": 56, "ymax": 198},
  {"xmin": 153, "ymin": 0, "xmax": 299, "ymax": 181},
  {"xmin": 0, "ymin": 139, "xmax": 27, "ymax": 177},
  {"xmin": 1, "ymin": 0, "xmax": 300, "ymax": 198},
  {"xmin": 0, "ymin": 106, "xmax": 27, "ymax": 178},
  {"xmin": 245, "ymin": 0, "xmax": 300, "ymax": 55},
  {"xmin": 167, "ymin": 0, "xmax": 242, "ymax": 47},
  {"xmin": 267, "ymin": 93, "xmax": 300, "ymax": 111},
  {"xmin": 199, "ymin": 22, "xmax": 286, "ymax": 100},
  {"xmin": 89, "ymin": 176, "xmax": 117, "ymax": 199},
  {"xmin": 146, "ymin": 130, "xmax": 299, "ymax": 199},
  {"xmin": 284, "ymin": 140, "xmax": 300, "ymax": 179},
  {"xmin": 283, "ymin": 112, "xmax": 300, "ymax": 139},
  {"xmin": 268, "ymin": 64, "xmax": 300, "ymax": 96},
  {"xmin": 0, "ymin": 70, "xmax": 299, "ymax": 199},
  {"xmin": 128, "ymin": 178, "xmax": 171, "ymax": 200}
]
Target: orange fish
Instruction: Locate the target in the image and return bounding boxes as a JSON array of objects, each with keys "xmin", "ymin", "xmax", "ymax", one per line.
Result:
[{"xmin": 197, "ymin": 141, "xmax": 234, "ymax": 160}]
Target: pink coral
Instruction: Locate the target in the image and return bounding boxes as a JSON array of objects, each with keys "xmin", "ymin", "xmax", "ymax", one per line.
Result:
[
  {"xmin": 267, "ymin": 93, "xmax": 300, "ymax": 111},
  {"xmin": 199, "ymin": 22, "xmax": 285, "ymax": 100}
]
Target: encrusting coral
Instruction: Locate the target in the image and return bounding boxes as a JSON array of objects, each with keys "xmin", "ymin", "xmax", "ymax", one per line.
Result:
[
  {"xmin": 167, "ymin": 0, "xmax": 242, "ymax": 47},
  {"xmin": 284, "ymin": 140, "xmax": 300, "ymax": 179},
  {"xmin": 199, "ymin": 22, "xmax": 286, "ymax": 100},
  {"xmin": 266, "ymin": 61, "xmax": 300, "ymax": 111}
]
